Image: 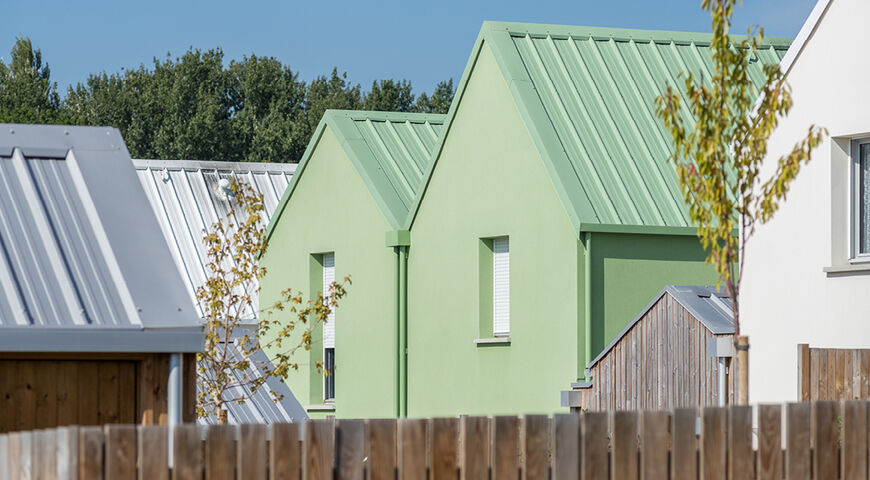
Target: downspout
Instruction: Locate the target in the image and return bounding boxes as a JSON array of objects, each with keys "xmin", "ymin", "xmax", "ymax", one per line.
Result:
[
  {"xmin": 167, "ymin": 352, "xmax": 183, "ymax": 466},
  {"xmin": 393, "ymin": 246, "xmax": 400, "ymax": 417},
  {"xmin": 583, "ymin": 232, "xmax": 592, "ymax": 380},
  {"xmin": 398, "ymin": 246, "xmax": 408, "ymax": 417}
]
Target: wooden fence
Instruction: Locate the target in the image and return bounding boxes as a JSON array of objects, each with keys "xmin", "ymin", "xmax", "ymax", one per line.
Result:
[
  {"xmin": 798, "ymin": 344, "xmax": 870, "ymax": 401},
  {"xmin": 2, "ymin": 400, "xmax": 869, "ymax": 479}
]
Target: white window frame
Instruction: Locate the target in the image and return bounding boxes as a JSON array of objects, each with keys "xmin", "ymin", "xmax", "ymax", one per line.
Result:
[
  {"xmin": 851, "ymin": 139, "xmax": 870, "ymax": 262},
  {"xmin": 321, "ymin": 252, "xmax": 336, "ymax": 402},
  {"xmin": 492, "ymin": 236, "xmax": 510, "ymax": 337}
]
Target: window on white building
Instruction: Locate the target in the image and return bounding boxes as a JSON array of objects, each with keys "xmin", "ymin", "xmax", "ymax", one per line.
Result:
[
  {"xmin": 322, "ymin": 252, "xmax": 335, "ymax": 401},
  {"xmin": 492, "ymin": 237, "xmax": 510, "ymax": 336},
  {"xmin": 853, "ymin": 142, "xmax": 870, "ymax": 259}
]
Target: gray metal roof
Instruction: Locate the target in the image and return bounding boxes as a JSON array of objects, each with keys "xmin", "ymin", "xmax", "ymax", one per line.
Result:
[
  {"xmin": 198, "ymin": 340, "xmax": 308, "ymax": 425},
  {"xmin": 0, "ymin": 124, "xmax": 201, "ymax": 352},
  {"xmin": 132, "ymin": 159, "xmax": 296, "ymax": 318},
  {"xmin": 587, "ymin": 285, "xmax": 734, "ymax": 370},
  {"xmin": 133, "ymin": 158, "xmax": 305, "ymax": 424}
]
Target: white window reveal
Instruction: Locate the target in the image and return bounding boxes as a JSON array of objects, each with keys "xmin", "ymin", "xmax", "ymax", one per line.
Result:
[
  {"xmin": 322, "ymin": 252, "xmax": 335, "ymax": 401},
  {"xmin": 492, "ymin": 237, "xmax": 510, "ymax": 336},
  {"xmin": 856, "ymin": 143, "xmax": 870, "ymax": 258}
]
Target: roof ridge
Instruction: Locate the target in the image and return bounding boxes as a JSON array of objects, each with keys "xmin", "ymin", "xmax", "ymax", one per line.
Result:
[
  {"xmin": 482, "ymin": 20, "xmax": 792, "ymax": 48},
  {"xmin": 324, "ymin": 109, "xmax": 448, "ymax": 123}
]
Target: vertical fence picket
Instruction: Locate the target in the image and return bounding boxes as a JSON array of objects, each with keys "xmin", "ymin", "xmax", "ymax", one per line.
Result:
[
  {"xmin": 367, "ymin": 419, "xmax": 396, "ymax": 480},
  {"xmin": 726, "ymin": 406, "xmax": 752, "ymax": 480},
  {"xmin": 491, "ymin": 416, "xmax": 517, "ymax": 480},
  {"xmin": 205, "ymin": 425, "xmax": 235, "ymax": 480},
  {"xmin": 813, "ymin": 401, "xmax": 838, "ymax": 480},
  {"xmin": 522, "ymin": 415, "xmax": 549, "ymax": 480},
  {"xmin": 581, "ymin": 412, "xmax": 607, "ymax": 480},
  {"xmin": 398, "ymin": 419, "xmax": 427, "ymax": 480},
  {"xmin": 552, "ymin": 414, "xmax": 578, "ymax": 480},
  {"xmin": 172, "ymin": 425, "xmax": 203, "ymax": 480},
  {"xmin": 0, "ymin": 434, "xmax": 6, "ymax": 480},
  {"xmin": 639, "ymin": 411, "xmax": 668, "ymax": 480},
  {"xmin": 612, "ymin": 411, "xmax": 638, "ymax": 480},
  {"xmin": 700, "ymin": 408, "xmax": 726, "ymax": 480},
  {"xmin": 104, "ymin": 425, "xmax": 136, "ymax": 480},
  {"xmin": 756, "ymin": 405, "xmax": 781, "ymax": 480},
  {"xmin": 841, "ymin": 400, "xmax": 868, "ymax": 480},
  {"xmin": 57, "ymin": 427, "xmax": 79, "ymax": 480},
  {"xmin": 336, "ymin": 420, "xmax": 365, "ymax": 480},
  {"xmin": 37, "ymin": 429, "xmax": 58, "ymax": 480},
  {"xmin": 303, "ymin": 420, "xmax": 334, "ymax": 480},
  {"xmin": 238, "ymin": 424, "xmax": 267, "ymax": 480},
  {"xmin": 7, "ymin": 433, "xmax": 20, "ymax": 480},
  {"xmin": 786, "ymin": 403, "xmax": 811, "ymax": 480},
  {"xmin": 78, "ymin": 427, "xmax": 103, "ymax": 480},
  {"xmin": 270, "ymin": 423, "xmax": 300, "ymax": 480},
  {"xmin": 19, "ymin": 431, "xmax": 32, "ymax": 480},
  {"xmin": 137, "ymin": 426, "xmax": 168, "ymax": 480},
  {"xmin": 671, "ymin": 408, "xmax": 697, "ymax": 480},
  {"xmin": 429, "ymin": 418, "xmax": 458, "ymax": 480},
  {"xmin": 459, "ymin": 416, "xmax": 488, "ymax": 480}
]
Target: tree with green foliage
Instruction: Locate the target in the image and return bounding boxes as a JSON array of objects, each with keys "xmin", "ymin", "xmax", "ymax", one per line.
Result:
[
  {"xmin": 655, "ymin": 0, "xmax": 826, "ymax": 336},
  {"xmin": 362, "ymin": 79, "xmax": 415, "ymax": 112},
  {"xmin": 0, "ymin": 37, "xmax": 63, "ymax": 123},
  {"xmin": 414, "ymin": 79, "xmax": 454, "ymax": 114}
]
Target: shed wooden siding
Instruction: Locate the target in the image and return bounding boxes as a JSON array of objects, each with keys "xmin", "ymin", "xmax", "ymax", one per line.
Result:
[
  {"xmin": 798, "ymin": 344, "xmax": 870, "ymax": 401},
  {"xmin": 0, "ymin": 353, "xmax": 195, "ymax": 433},
  {"xmin": 580, "ymin": 293, "xmax": 735, "ymax": 410}
]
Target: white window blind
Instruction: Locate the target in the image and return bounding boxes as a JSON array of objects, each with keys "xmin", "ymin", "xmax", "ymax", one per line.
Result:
[
  {"xmin": 322, "ymin": 253, "xmax": 335, "ymax": 349},
  {"xmin": 492, "ymin": 237, "xmax": 510, "ymax": 336}
]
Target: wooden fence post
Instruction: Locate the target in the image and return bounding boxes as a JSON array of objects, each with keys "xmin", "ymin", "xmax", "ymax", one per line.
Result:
[
  {"xmin": 736, "ymin": 336, "xmax": 749, "ymax": 405},
  {"xmin": 798, "ymin": 344, "xmax": 810, "ymax": 401}
]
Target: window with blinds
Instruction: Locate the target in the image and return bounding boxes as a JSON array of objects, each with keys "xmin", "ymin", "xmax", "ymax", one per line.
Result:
[
  {"xmin": 492, "ymin": 237, "xmax": 510, "ymax": 336},
  {"xmin": 321, "ymin": 253, "xmax": 335, "ymax": 401}
]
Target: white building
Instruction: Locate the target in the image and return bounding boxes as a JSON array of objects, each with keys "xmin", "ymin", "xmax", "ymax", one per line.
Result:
[{"xmin": 741, "ymin": 0, "xmax": 870, "ymax": 403}]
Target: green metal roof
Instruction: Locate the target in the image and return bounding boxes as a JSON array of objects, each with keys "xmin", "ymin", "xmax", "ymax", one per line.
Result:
[
  {"xmin": 408, "ymin": 21, "xmax": 791, "ymax": 235},
  {"xmin": 266, "ymin": 110, "xmax": 445, "ymax": 239}
]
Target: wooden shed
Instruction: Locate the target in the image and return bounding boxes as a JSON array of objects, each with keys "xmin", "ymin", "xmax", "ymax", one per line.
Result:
[
  {"xmin": 562, "ymin": 286, "xmax": 736, "ymax": 411},
  {"xmin": 0, "ymin": 124, "xmax": 202, "ymax": 433}
]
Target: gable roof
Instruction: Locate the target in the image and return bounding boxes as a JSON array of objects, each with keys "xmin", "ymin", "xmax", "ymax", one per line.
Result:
[
  {"xmin": 587, "ymin": 285, "xmax": 734, "ymax": 371},
  {"xmin": 408, "ymin": 21, "xmax": 791, "ymax": 236},
  {"xmin": 134, "ymin": 159, "xmax": 295, "ymax": 319},
  {"xmin": 266, "ymin": 110, "xmax": 446, "ymax": 239},
  {"xmin": 778, "ymin": 0, "xmax": 832, "ymax": 76},
  {"xmin": 0, "ymin": 124, "xmax": 201, "ymax": 352}
]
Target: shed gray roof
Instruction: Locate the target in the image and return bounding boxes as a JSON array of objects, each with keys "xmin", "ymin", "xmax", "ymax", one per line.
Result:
[
  {"xmin": 0, "ymin": 124, "xmax": 201, "ymax": 352},
  {"xmin": 587, "ymin": 285, "xmax": 734, "ymax": 370},
  {"xmin": 133, "ymin": 159, "xmax": 295, "ymax": 319}
]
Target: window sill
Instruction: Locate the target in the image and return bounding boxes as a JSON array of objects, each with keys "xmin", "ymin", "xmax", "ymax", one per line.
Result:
[
  {"xmin": 474, "ymin": 337, "xmax": 511, "ymax": 346},
  {"xmin": 306, "ymin": 403, "xmax": 336, "ymax": 412},
  {"xmin": 823, "ymin": 263, "xmax": 870, "ymax": 275}
]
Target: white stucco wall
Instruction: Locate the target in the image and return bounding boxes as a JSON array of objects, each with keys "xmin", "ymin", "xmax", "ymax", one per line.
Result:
[{"xmin": 741, "ymin": 0, "xmax": 870, "ymax": 404}]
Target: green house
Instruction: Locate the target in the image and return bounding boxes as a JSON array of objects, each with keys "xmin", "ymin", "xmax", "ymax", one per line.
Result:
[
  {"xmin": 263, "ymin": 22, "xmax": 790, "ymax": 418},
  {"xmin": 262, "ymin": 110, "xmax": 445, "ymax": 418}
]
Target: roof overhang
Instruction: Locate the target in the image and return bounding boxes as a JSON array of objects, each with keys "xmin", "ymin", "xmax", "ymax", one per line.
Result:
[{"xmin": 0, "ymin": 327, "xmax": 204, "ymax": 353}]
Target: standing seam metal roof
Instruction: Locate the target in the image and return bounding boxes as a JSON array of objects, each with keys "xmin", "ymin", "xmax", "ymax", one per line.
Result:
[
  {"xmin": 407, "ymin": 21, "xmax": 791, "ymax": 235},
  {"xmin": 266, "ymin": 110, "xmax": 446, "ymax": 239},
  {"xmin": 0, "ymin": 124, "xmax": 201, "ymax": 352}
]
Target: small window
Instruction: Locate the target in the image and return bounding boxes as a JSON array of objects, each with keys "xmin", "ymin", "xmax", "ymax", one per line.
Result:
[
  {"xmin": 853, "ymin": 142, "xmax": 870, "ymax": 259},
  {"xmin": 322, "ymin": 252, "xmax": 335, "ymax": 401},
  {"xmin": 492, "ymin": 237, "xmax": 510, "ymax": 336}
]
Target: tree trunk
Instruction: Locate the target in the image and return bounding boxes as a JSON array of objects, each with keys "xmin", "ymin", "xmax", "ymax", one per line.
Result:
[{"xmin": 219, "ymin": 408, "xmax": 228, "ymax": 424}]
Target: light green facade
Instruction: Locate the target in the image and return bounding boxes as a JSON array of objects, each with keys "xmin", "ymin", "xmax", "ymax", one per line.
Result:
[{"xmin": 260, "ymin": 126, "xmax": 398, "ymax": 419}]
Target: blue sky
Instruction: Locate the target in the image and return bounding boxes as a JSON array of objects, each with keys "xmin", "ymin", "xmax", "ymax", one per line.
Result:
[{"xmin": 0, "ymin": 0, "xmax": 816, "ymax": 97}]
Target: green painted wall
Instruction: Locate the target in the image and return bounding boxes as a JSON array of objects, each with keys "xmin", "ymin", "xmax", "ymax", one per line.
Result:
[
  {"xmin": 407, "ymin": 42, "xmax": 582, "ymax": 417},
  {"xmin": 260, "ymin": 127, "xmax": 397, "ymax": 419},
  {"xmin": 590, "ymin": 232, "xmax": 719, "ymax": 356}
]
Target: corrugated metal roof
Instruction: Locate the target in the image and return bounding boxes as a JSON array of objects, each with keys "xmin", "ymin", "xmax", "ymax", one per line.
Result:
[
  {"xmin": 0, "ymin": 124, "xmax": 201, "ymax": 352},
  {"xmin": 199, "ymin": 338, "xmax": 308, "ymax": 425},
  {"xmin": 133, "ymin": 159, "xmax": 296, "ymax": 318},
  {"xmin": 134, "ymin": 158, "xmax": 307, "ymax": 423},
  {"xmin": 408, "ymin": 22, "xmax": 791, "ymax": 234},
  {"xmin": 267, "ymin": 110, "xmax": 446, "ymax": 238},
  {"xmin": 587, "ymin": 285, "xmax": 734, "ymax": 370}
]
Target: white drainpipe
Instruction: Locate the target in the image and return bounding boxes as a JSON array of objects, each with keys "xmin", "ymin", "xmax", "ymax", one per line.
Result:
[
  {"xmin": 167, "ymin": 353, "xmax": 183, "ymax": 466},
  {"xmin": 718, "ymin": 357, "xmax": 727, "ymax": 407}
]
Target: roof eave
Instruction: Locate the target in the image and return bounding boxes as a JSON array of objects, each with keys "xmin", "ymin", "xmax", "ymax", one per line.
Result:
[{"xmin": 0, "ymin": 327, "xmax": 204, "ymax": 353}]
